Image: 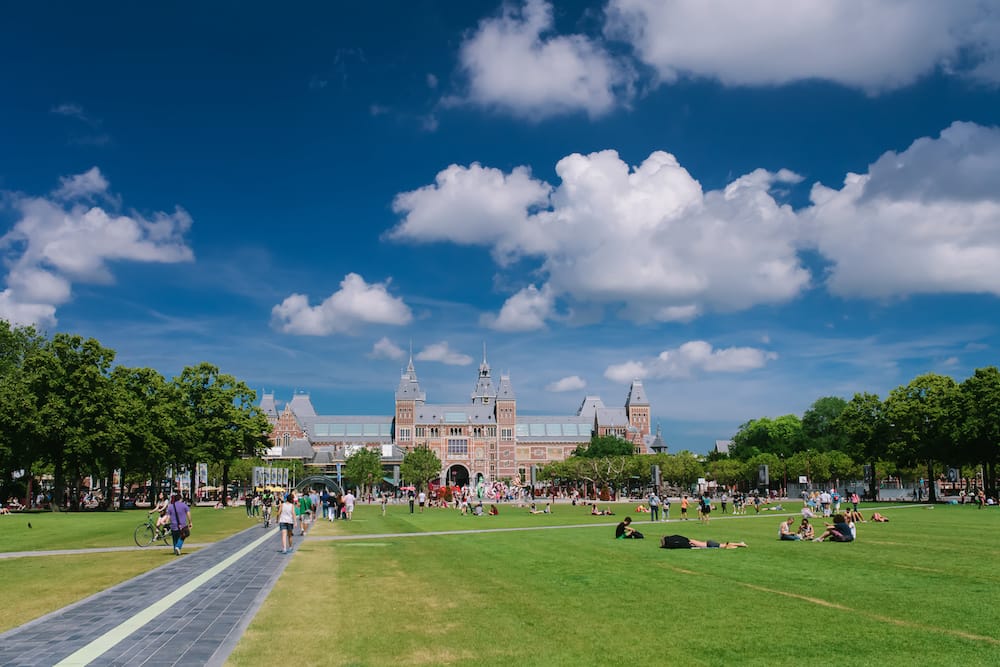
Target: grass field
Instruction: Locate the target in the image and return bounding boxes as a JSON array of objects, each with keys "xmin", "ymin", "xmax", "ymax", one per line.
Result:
[
  {"xmin": 0, "ymin": 506, "xmax": 256, "ymax": 632},
  {"xmin": 228, "ymin": 501, "xmax": 1000, "ymax": 667}
]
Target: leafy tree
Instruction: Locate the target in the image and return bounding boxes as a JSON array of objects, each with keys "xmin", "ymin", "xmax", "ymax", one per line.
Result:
[
  {"xmin": 0, "ymin": 321, "xmax": 45, "ymax": 501},
  {"xmin": 835, "ymin": 392, "xmax": 893, "ymax": 500},
  {"xmin": 730, "ymin": 415, "xmax": 804, "ymax": 459},
  {"xmin": 886, "ymin": 373, "xmax": 959, "ymax": 502},
  {"xmin": 956, "ymin": 367, "xmax": 1000, "ymax": 497},
  {"xmin": 400, "ymin": 444, "xmax": 441, "ymax": 491},
  {"xmin": 801, "ymin": 396, "xmax": 848, "ymax": 451},
  {"xmin": 573, "ymin": 435, "xmax": 635, "ymax": 458},
  {"xmin": 706, "ymin": 458, "xmax": 748, "ymax": 489},
  {"xmin": 344, "ymin": 447, "xmax": 383, "ymax": 494}
]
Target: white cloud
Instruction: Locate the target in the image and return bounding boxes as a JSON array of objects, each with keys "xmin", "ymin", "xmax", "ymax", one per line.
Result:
[
  {"xmin": 416, "ymin": 341, "xmax": 473, "ymax": 366},
  {"xmin": 605, "ymin": 341, "xmax": 778, "ymax": 382},
  {"xmin": 426, "ymin": 73, "xmax": 439, "ymax": 89},
  {"xmin": 50, "ymin": 103, "xmax": 87, "ymax": 120},
  {"xmin": 604, "ymin": 0, "xmax": 1000, "ymax": 92},
  {"xmin": 481, "ymin": 283, "xmax": 554, "ymax": 331},
  {"xmin": 52, "ymin": 166, "xmax": 110, "ymax": 201},
  {"xmin": 271, "ymin": 273, "xmax": 413, "ymax": 336},
  {"xmin": 369, "ymin": 336, "xmax": 406, "ymax": 360},
  {"xmin": 803, "ymin": 122, "xmax": 1000, "ymax": 298},
  {"xmin": 0, "ymin": 168, "xmax": 194, "ymax": 327},
  {"xmin": 452, "ymin": 0, "xmax": 634, "ymax": 119},
  {"xmin": 546, "ymin": 375, "xmax": 586, "ymax": 392},
  {"xmin": 393, "ymin": 149, "xmax": 809, "ymax": 326}
]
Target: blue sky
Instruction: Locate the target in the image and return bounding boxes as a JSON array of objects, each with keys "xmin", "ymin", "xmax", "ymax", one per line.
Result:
[{"xmin": 2, "ymin": 1, "xmax": 1000, "ymax": 453}]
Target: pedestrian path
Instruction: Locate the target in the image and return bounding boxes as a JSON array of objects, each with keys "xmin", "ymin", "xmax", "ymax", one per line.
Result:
[{"xmin": 0, "ymin": 524, "xmax": 290, "ymax": 667}]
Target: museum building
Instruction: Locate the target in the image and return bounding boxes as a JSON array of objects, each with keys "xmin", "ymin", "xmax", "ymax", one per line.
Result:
[{"xmin": 261, "ymin": 352, "xmax": 655, "ymax": 488}]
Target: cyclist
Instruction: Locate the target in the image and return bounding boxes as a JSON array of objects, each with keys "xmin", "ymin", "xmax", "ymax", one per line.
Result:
[
  {"xmin": 261, "ymin": 489, "xmax": 275, "ymax": 527},
  {"xmin": 149, "ymin": 492, "xmax": 170, "ymax": 537}
]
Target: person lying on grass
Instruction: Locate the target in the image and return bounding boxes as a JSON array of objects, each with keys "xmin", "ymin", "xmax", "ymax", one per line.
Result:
[
  {"xmin": 659, "ymin": 534, "xmax": 748, "ymax": 549},
  {"xmin": 871, "ymin": 512, "xmax": 889, "ymax": 522}
]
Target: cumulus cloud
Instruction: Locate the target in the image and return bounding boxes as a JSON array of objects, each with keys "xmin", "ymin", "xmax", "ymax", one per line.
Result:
[
  {"xmin": 604, "ymin": 0, "xmax": 1000, "ymax": 92},
  {"xmin": 546, "ymin": 375, "xmax": 586, "ymax": 392},
  {"xmin": 416, "ymin": 341, "xmax": 473, "ymax": 366},
  {"xmin": 605, "ymin": 341, "xmax": 778, "ymax": 382},
  {"xmin": 803, "ymin": 121, "xmax": 1000, "ymax": 298},
  {"xmin": 393, "ymin": 149, "xmax": 809, "ymax": 328},
  {"xmin": 452, "ymin": 0, "xmax": 634, "ymax": 119},
  {"xmin": 369, "ymin": 336, "xmax": 406, "ymax": 360},
  {"xmin": 481, "ymin": 283, "xmax": 554, "ymax": 331},
  {"xmin": 271, "ymin": 273, "xmax": 412, "ymax": 335},
  {"xmin": 0, "ymin": 167, "xmax": 193, "ymax": 327}
]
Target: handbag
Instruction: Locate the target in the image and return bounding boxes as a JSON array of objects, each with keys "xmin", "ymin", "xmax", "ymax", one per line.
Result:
[{"xmin": 181, "ymin": 525, "xmax": 191, "ymax": 539}]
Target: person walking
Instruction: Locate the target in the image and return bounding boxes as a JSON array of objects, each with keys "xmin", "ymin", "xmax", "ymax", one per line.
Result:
[
  {"xmin": 662, "ymin": 495, "xmax": 670, "ymax": 521},
  {"xmin": 277, "ymin": 492, "xmax": 297, "ymax": 554},
  {"xmin": 167, "ymin": 493, "xmax": 192, "ymax": 556},
  {"xmin": 408, "ymin": 489, "xmax": 415, "ymax": 513},
  {"xmin": 343, "ymin": 489, "xmax": 356, "ymax": 520}
]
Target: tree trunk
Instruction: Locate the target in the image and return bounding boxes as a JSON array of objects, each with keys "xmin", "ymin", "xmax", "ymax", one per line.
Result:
[
  {"xmin": 221, "ymin": 461, "xmax": 230, "ymax": 507},
  {"xmin": 53, "ymin": 456, "xmax": 64, "ymax": 512},
  {"xmin": 926, "ymin": 460, "xmax": 937, "ymax": 502}
]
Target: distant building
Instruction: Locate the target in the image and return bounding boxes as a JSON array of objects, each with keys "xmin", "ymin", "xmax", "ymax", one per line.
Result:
[
  {"xmin": 713, "ymin": 440, "xmax": 732, "ymax": 456},
  {"xmin": 261, "ymin": 350, "xmax": 653, "ymax": 487}
]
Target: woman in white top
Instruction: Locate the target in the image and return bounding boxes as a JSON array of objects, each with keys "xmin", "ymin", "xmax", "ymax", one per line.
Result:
[{"xmin": 277, "ymin": 493, "xmax": 297, "ymax": 554}]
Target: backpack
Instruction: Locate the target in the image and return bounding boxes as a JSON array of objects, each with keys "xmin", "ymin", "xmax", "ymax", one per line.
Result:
[{"xmin": 660, "ymin": 534, "xmax": 692, "ymax": 549}]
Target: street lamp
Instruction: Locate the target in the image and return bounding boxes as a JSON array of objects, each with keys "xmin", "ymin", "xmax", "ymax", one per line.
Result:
[{"xmin": 780, "ymin": 454, "xmax": 787, "ymax": 498}]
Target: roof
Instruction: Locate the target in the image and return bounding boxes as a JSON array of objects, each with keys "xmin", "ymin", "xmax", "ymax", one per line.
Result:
[
  {"xmin": 576, "ymin": 396, "xmax": 606, "ymax": 421},
  {"xmin": 281, "ymin": 437, "xmax": 315, "ymax": 460},
  {"xmin": 259, "ymin": 392, "xmax": 278, "ymax": 418},
  {"xmin": 514, "ymin": 415, "xmax": 593, "ymax": 442},
  {"xmin": 596, "ymin": 407, "xmax": 629, "ymax": 426},
  {"xmin": 497, "ymin": 373, "xmax": 515, "ymax": 400},
  {"xmin": 395, "ymin": 358, "xmax": 426, "ymax": 403},
  {"xmin": 714, "ymin": 439, "xmax": 732, "ymax": 455},
  {"xmin": 414, "ymin": 404, "xmax": 496, "ymax": 424},
  {"xmin": 288, "ymin": 393, "xmax": 317, "ymax": 418},
  {"xmin": 625, "ymin": 380, "xmax": 649, "ymax": 407}
]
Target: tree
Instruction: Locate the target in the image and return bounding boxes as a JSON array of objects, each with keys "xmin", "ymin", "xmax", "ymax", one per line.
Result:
[
  {"xmin": 573, "ymin": 435, "xmax": 635, "ymax": 458},
  {"xmin": 801, "ymin": 396, "xmax": 848, "ymax": 451},
  {"xmin": 0, "ymin": 321, "xmax": 45, "ymax": 502},
  {"xmin": 886, "ymin": 373, "xmax": 959, "ymax": 502},
  {"xmin": 706, "ymin": 458, "xmax": 748, "ymax": 490},
  {"xmin": 956, "ymin": 367, "xmax": 1000, "ymax": 498},
  {"xmin": 400, "ymin": 444, "xmax": 441, "ymax": 491},
  {"xmin": 344, "ymin": 447, "xmax": 383, "ymax": 494},
  {"xmin": 172, "ymin": 363, "xmax": 270, "ymax": 504},
  {"xmin": 835, "ymin": 392, "xmax": 893, "ymax": 500},
  {"xmin": 730, "ymin": 415, "xmax": 804, "ymax": 459}
]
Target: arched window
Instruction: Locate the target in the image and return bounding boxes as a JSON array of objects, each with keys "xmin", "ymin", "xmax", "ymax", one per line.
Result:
[{"xmin": 283, "ymin": 433, "xmax": 290, "ymax": 446}]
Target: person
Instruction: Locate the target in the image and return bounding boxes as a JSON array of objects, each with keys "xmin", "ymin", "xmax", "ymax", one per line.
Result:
[
  {"xmin": 680, "ymin": 495, "xmax": 690, "ymax": 520},
  {"xmin": 244, "ymin": 493, "xmax": 253, "ymax": 517},
  {"xmin": 845, "ymin": 508, "xmax": 865, "ymax": 523},
  {"xmin": 660, "ymin": 534, "xmax": 747, "ymax": 549},
  {"xmin": 277, "ymin": 492, "xmax": 297, "ymax": 554},
  {"xmin": 699, "ymin": 493, "xmax": 712, "ymax": 524},
  {"xmin": 648, "ymin": 491, "xmax": 661, "ymax": 522},
  {"xmin": 661, "ymin": 495, "xmax": 670, "ymax": 521},
  {"xmin": 408, "ymin": 489, "xmax": 415, "ymax": 514},
  {"xmin": 417, "ymin": 490, "xmax": 427, "ymax": 513},
  {"xmin": 779, "ymin": 517, "xmax": 800, "ymax": 540},
  {"xmin": 850, "ymin": 491, "xmax": 860, "ymax": 511},
  {"xmin": 489, "ymin": 504, "xmax": 499, "ymax": 515},
  {"xmin": 528, "ymin": 502, "xmax": 542, "ymax": 514},
  {"xmin": 166, "ymin": 493, "xmax": 192, "ymax": 556},
  {"xmin": 261, "ymin": 489, "xmax": 274, "ymax": 528},
  {"xmin": 343, "ymin": 489, "xmax": 356, "ymax": 520},
  {"xmin": 380, "ymin": 492, "xmax": 389, "ymax": 516},
  {"xmin": 871, "ymin": 512, "xmax": 889, "ymax": 522},
  {"xmin": 615, "ymin": 517, "xmax": 644, "ymax": 539},
  {"xmin": 798, "ymin": 518, "xmax": 814, "ymax": 540},
  {"xmin": 720, "ymin": 493, "xmax": 728, "ymax": 514},
  {"xmin": 816, "ymin": 514, "xmax": 854, "ymax": 542},
  {"xmin": 543, "ymin": 502, "xmax": 551, "ymax": 514},
  {"xmin": 149, "ymin": 492, "xmax": 170, "ymax": 535}
]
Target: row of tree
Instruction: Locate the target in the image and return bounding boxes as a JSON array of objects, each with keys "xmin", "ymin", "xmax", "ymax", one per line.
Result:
[
  {"xmin": 0, "ymin": 322, "xmax": 271, "ymax": 509},
  {"xmin": 731, "ymin": 369, "xmax": 1000, "ymax": 500}
]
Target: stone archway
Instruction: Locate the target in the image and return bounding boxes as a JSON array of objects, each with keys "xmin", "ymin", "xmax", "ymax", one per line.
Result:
[{"xmin": 445, "ymin": 465, "xmax": 469, "ymax": 488}]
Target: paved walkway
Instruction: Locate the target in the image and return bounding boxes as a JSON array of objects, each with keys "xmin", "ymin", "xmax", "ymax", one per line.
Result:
[{"xmin": 0, "ymin": 524, "xmax": 290, "ymax": 667}]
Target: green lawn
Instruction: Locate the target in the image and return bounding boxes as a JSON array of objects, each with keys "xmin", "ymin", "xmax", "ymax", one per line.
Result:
[
  {"xmin": 228, "ymin": 502, "xmax": 1000, "ymax": 667},
  {"xmin": 0, "ymin": 505, "xmax": 256, "ymax": 632}
]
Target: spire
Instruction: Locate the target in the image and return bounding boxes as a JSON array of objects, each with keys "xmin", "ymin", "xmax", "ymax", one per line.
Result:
[
  {"xmin": 471, "ymin": 342, "xmax": 496, "ymax": 404},
  {"xmin": 625, "ymin": 379, "xmax": 649, "ymax": 407},
  {"xmin": 396, "ymin": 354, "xmax": 425, "ymax": 404}
]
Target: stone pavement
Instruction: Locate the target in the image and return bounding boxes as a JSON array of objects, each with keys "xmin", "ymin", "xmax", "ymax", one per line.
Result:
[{"xmin": 0, "ymin": 524, "xmax": 291, "ymax": 667}]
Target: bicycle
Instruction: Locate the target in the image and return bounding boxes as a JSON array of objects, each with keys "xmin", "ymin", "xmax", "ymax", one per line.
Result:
[{"xmin": 134, "ymin": 513, "xmax": 171, "ymax": 547}]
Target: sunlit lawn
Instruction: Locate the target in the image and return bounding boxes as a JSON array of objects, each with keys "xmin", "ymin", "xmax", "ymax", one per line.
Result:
[
  {"xmin": 229, "ymin": 501, "xmax": 1000, "ymax": 667},
  {"xmin": 0, "ymin": 505, "xmax": 256, "ymax": 632}
]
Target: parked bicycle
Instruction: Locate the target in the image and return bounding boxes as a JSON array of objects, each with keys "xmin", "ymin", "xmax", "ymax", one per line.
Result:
[{"xmin": 134, "ymin": 514, "xmax": 171, "ymax": 547}]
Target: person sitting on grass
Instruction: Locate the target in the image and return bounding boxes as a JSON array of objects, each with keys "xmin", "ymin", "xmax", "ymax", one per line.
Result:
[
  {"xmin": 815, "ymin": 514, "xmax": 855, "ymax": 542},
  {"xmin": 488, "ymin": 504, "xmax": 499, "ymax": 516},
  {"xmin": 615, "ymin": 517, "xmax": 644, "ymax": 539},
  {"xmin": 659, "ymin": 534, "xmax": 748, "ymax": 549},
  {"xmin": 871, "ymin": 512, "xmax": 889, "ymax": 522},
  {"xmin": 846, "ymin": 508, "xmax": 865, "ymax": 523},
  {"xmin": 798, "ymin": 518, "xmax": 814, "ymax": 540},
  {"xmin": 543, "ymin": 502, "xmax": 552, "ymax": 514},
  {"xmin": 528, "ymin": 503, "xmax": 543, "ymax": 514},
  {"xmin": 779, "ymin": 517, "xmax": 800, "ymax": 540}
]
